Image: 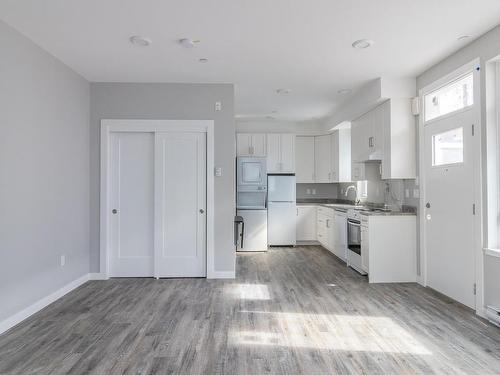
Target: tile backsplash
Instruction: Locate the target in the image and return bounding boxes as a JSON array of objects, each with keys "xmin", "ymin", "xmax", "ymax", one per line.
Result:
[{"xmin": 296, "ymin": 183, "xmax": 338, "ymax": 199}]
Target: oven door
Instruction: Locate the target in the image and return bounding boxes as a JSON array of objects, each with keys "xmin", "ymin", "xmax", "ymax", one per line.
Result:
[{"xmin": 347, "ymin": 219, "xmax": 361, "ymax": 255}]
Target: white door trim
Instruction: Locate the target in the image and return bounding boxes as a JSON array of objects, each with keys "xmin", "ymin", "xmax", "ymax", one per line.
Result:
[
  {"xmin": 418, "ymin": 58, "xmax": 484, "ymax": 315},
  {"xmin": 100, "ymin": 119, "xmax": 216, "ymax": 279}
]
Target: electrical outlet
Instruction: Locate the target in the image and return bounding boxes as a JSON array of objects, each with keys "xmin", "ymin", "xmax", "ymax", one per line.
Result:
[
  {"xmin": 214, "ymin": 167, "xmax": 222, "ymax": 177},
  {"xmin": 306, "ymin": 188, "xmax": 311, "ymax": 195},
  {"xmin": 60, "ymin": 255, "xmax": 65, "ymax": 267},
  {"xmin": 312, "ymin": 189, "xmax": 316, "ymax": 195},
  {"xmin": 405, "ymin": 189, "xmax": 410, "ymax": 198},
  {"xmin": 413, "ymin": 189, "xmax": 420, "ymax": 198},
  {"xmin": 215, "ymin": 101, "xmax": 222, "ymax": 111}
]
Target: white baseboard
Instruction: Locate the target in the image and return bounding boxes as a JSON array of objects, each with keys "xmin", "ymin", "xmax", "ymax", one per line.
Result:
[
  {"xmin": 0, "ymin": 273, "xmax": 90, "ymax": 336},
  {"xmin": 209, "ymin": 271, "xmax": 236, "ymax": 279},
  {"xmin": 89, "ymin": 272, "xmax": 107, "ymax": 280}
]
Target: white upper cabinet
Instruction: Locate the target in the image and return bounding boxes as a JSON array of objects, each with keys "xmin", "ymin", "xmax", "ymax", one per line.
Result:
[
  {"xmin": 295, "ymin": 136, "xmax": 315, "ymax": 183},
  {"xmin": 351, "ymin": 108, "xmax": 383, "ymax": 162},
  {"xmin": 314, "ymin": 135, "xmax": 332, "ymax": 182},
  {"xmin": 236, "ymin": 133, "xmax": 266, "ymax": 156},
  {"xmin": 351, "ymin": 99, "xmax": 415, "ymax": 179},
  {"xmin": 380, "ymin": 99, "xmax": 416, "ymax": 179},
  {"xmin": 266, "ymin": 134, "xmax": 295, "ymax": 173},
  {"xmin": 331, "ymin": 129, "xmax": 351, "ymax": 182}
]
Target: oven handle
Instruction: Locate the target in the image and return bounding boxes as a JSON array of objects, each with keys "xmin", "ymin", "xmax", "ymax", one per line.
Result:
[{"xmin": 347, "ymin": 219, "xmax": 361, "ymax": 227}]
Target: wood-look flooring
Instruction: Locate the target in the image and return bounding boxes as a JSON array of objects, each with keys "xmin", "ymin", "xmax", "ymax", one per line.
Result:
[{"xmin": 1, "ymin": 246, "xmax": 500, "ymax": 374}]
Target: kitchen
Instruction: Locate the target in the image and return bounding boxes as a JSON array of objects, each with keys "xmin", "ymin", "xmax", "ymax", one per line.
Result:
[{"xmin": 235, "ymin": 95, "xmax": 418, "ymax": 283}]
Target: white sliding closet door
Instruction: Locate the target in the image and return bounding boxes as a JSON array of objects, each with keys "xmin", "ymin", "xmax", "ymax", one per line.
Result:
[
  {"xmin": 109, "ymin": 132, "xmax": 154, "ymax": 277},
  {"xmin": 155, "ymin": 132, "xmax": 207, "ymax": 277}
]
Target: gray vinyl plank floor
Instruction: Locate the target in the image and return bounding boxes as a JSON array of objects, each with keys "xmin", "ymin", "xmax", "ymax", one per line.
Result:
[{"xmin": 1, "ymin": 246, "xmax": 500, "ymax": 374}]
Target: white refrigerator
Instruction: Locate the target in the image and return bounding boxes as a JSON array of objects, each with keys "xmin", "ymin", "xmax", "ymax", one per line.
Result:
[{"xmin": 267, "ymin": 175, "xmax": 296, "ymax": 246}]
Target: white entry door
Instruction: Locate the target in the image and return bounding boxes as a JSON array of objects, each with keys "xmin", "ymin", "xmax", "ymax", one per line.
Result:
[
  {"xmin": 110, "ymin": 132, "xmax": 154, "ymax": 277},
  {"xmin": 424, "ymin": 109, "xmax": 475, "ymax": 308},
  {"xmin": 155, "ymin": 132, "xmax": 207, "ymax": 277}
]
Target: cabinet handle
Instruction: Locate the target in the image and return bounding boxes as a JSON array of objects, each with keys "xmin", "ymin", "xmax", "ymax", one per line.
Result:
[
  {"xmin": 326, "ymin": 219, "xmax": 330, "ymax": 228},
  {"xmin": 249, "ymin": 145, "xmax": 254, "ymax": 155},
  {"xmin": 296, "ymin": 208, "xmax": 299, "ymax": 216},
  {"xmin": 328, "ymin": 172, "xmax": 331, "ymax": 181}
]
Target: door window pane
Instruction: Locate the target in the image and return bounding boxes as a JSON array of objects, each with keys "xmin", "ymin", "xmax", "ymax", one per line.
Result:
[
  {"xmin": 432, "ymin": 127, "xmax": 464, "ymax": 166},
  {"xmin": 425, "ymin": 73, "xmax": 473, "ymax": 122}
]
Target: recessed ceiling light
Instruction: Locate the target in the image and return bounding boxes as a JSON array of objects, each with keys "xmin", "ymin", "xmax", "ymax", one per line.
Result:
[
  {"xmin": 199, "ymin": 58, "xmax": 208, "ymax": 63},
  {"xmin": 457, "ymin": 35, "xmax": 471, "ymax": 41},
  {"xmin": 276, "ymin": 88, "xmax": 291, "ymax": 95},
  {"xmin": 178, "ymin": 38, "xmax": 200, "ymax": 48},
  {"xmin": 352, "ymin": 39, "xmax": 374, "ymax": 49},
  {"xmin": 129, "ymin": 35, "xmax": 152, "ymax": 47},
  {"xmin": 337, "ymin": 89, "xmax": 351, "ymax": 95}
]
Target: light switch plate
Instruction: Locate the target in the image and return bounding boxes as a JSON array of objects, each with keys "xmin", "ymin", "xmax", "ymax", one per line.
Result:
[
  {"xmin": 413, "ymin": 189, "xmax": 420, "ymax": 198},
  {"xmin": 306, "ymin": 188, "xmax": 311, "ymax": 195},
  {"xmin": 312, "ymin": 189, "xmax": 316, "ymax": 195}
]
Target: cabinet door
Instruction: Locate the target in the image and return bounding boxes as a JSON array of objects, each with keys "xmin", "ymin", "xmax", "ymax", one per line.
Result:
[
  {"xmin": 236, "ymin": 134, "xmax": 251, "ymax": 156},
  {"xmin": 331, "ymin": 132, "xmax": 339, "ymax": 182},
  {"xmin": 251, "ymin": 134, "xmax": 267, "ymax": 157},
  {"xmin": 280, "ymin": 134, "xmax": 295, "ymax": 173},
  {"xmin": 314, "ymin": 135, "xmax": 332, "ymax": 183},
  {"xmin": 361, "ymin": 225, "xmax": 369, "ymax": 272},
  {"xmin": 317, "ymin": 213, "xmax": 327, "ymax": 247},
  {"xmin": 370, "ymin": 104, "xmax": 384, "ymax": 160},
  {"xmin": 334, "ymin": 213, "xmax": 347, "ymax": 261},
  {"xmin": 266, "ymin": 134, "xmax": 281, "ymax": 173},
  {"xmin": 325, "ymin": 216, "xmax": 335, "ymax": 252},
  {"xmin": 295, "ymin": 137, "xmax": 315, "ymax": 183},
  {"xmin": 296, "ymin": 206, "xmax": 317, "ymax": 241},
  {"xmin": 351, "ymin": 118, "xmax": 365, "ymax": 162}
]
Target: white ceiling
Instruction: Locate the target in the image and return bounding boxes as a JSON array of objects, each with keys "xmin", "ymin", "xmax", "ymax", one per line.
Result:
[{"xmin": 1, "ymin": 0, "xmax": 500, "ymax": 122}]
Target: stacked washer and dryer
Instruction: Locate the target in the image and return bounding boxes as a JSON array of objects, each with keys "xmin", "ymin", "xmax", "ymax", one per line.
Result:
[{"xmin": 235, "ymin": 157, "xmax": 296, "ymax": 252}]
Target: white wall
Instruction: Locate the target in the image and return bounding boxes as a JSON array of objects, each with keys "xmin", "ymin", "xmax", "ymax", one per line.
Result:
[
  {"xmin": 0, "ymin": 21, "xmax": 90, "ymax": 322},
  {"xmin": 90, "ymin": 83, "xmax": 235, "ymax": 273},
  {"xmin": 417, "ymin": 25, "xmax": 500, "ymax": 311},
  {"xmin": 237, "ymin": 120, "xmax": 324, "ymax": 134}
]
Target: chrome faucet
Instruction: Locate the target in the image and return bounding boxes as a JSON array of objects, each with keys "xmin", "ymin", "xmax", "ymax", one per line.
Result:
[{"xmin": 345, "ymin": 185, "xmax": 360, "ymax": 205}]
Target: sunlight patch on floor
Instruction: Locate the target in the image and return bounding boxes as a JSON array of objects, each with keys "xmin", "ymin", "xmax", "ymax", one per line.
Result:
[
  {"xmin": 225, "ymin": 283, "xmax": 271, "ymax": 300},
  {"xmin": 230, "ymin": 311, "xmax": 431, "ymax": 355}
]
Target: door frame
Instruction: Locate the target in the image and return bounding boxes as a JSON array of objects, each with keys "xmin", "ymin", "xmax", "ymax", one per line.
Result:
[
  {"xmin": 418, "ymin": 58, "xmax": 484, "ymax": 315},
  {"xmin": 99, "ymin": 119, "xmax": 215, "ymax": 279}
]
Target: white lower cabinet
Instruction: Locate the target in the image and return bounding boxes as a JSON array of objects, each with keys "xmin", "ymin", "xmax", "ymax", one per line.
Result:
[
  {"xmin": 361, "ymin": 214, "xmax": 416, "ymax": 283},
  {"xmin": 317, "ymin": 207, "xmax": 335, "ymax": 252},
  {"xmin": 361, "ymin": 221, "xmax": 369, "ymax": 272},
  {"xmin": 296, "ymin": 205, "xmax": 317, "ymax": 241},
  {"xmin": 333, "ymin": 210, "xmax": 347, "ymax": 261}
]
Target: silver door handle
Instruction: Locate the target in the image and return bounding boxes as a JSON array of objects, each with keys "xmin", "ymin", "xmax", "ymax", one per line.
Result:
[{"xmin": 199, "ymin": 209, "xmax": 205, "ymax": 214}]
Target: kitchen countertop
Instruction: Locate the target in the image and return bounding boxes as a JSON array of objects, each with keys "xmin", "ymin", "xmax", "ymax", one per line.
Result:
[{"xmin": 296, "ymin": 200, "xmax": 417, "ymax": 216}]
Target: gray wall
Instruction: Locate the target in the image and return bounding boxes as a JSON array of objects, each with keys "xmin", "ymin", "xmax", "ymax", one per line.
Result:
[
  {"xmin": 0, "ymin": 21, "xmax": 90, "ymax": 321},
  {"xmin": 89, "ymin": 83, "xmax": 235, "ymax": 273},
  {"xmin": 296, "ymin": 183, "xmax": 338, "ymax": 199},
  {"xmin": 417, "ymin": 25, "xmax": 500, "ymax": 309}
]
